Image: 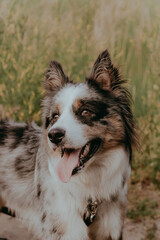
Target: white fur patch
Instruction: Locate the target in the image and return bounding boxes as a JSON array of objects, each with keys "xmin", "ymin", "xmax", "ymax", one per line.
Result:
[{"xmin": 49, "ymin": 84, "xmax": 89, "ymax": 149}]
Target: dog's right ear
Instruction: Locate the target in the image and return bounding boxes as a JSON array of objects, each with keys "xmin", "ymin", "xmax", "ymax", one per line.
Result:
[
  {"xmin": 87, "ymin": 49, "xmax": 120, "ymax": 91},
  {"xmin": 44, "ymin": 61, "xmax": 69, "ymax": 92}
]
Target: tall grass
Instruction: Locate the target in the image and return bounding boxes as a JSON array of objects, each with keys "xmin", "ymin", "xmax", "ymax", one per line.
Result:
[{"xmin": 0, "ymin": 0, "xmax": 160, "ymax": 186}]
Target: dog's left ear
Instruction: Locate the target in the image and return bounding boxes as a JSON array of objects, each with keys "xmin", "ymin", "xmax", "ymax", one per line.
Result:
[
  {"xmin": 87, "ymin": 49, "xmax": 119, "ymax": 91},
  {"xmin": 44, "ymin": 60, "xmax": 69, "ymax": 92}
]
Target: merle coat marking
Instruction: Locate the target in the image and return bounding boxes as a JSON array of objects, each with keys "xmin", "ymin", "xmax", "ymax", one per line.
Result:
[{"xmin": 0, "ymin": 50, "xmax": 138, "ymax": 240}]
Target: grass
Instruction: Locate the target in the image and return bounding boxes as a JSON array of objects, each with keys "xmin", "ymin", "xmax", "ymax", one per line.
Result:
[
  {"xmin": 145, "ymin": 224, "xmax": 157, "ymax": 240},
  {"xmin": 142, "ymin": 223, "xmax": 158, "ymax": 240},
  {"xmin": 146, "ymin": 224, "xmax": 157, "ymax": 240},
  {"xmin": 0, "ymin": 0, "xmax": 160, "ymax": 219},
  {"xmin": 127, "ymin": 198, "xmax": 157, "ymax": 220}
]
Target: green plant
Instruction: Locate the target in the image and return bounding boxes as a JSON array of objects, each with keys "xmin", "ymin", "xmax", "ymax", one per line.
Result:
[
  {"xmin": 127, "ymin": 199, "xmax": 158, "ymax": 220},
  {"xmin": 144, "ymin": 223, "xmax": 157, "ymax": 240}
]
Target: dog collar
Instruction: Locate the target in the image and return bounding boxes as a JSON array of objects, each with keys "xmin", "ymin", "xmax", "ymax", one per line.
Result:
[{"xmin": 83, "ymin": 199, "xmax": 102, "ymax": 226}]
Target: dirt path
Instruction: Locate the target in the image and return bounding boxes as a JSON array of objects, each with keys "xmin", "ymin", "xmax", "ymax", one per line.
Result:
[
  {"xmin": 0, "ymin": 212, "xmax": 160, "ymax": 240},
  {"xmin": 124, "ymin": 218, "xmax": 160, "ymax": 240}
]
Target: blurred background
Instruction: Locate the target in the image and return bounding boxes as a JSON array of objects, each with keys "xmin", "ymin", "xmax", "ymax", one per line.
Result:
[{"xmin": 0, "ymin": 0, "xmax": 160, "ymax": 238}]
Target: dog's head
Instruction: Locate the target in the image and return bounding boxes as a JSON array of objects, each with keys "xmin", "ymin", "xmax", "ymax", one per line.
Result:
[{"xmin": 42, "ymin": 50, "xmax": 138, "ymax": 183}]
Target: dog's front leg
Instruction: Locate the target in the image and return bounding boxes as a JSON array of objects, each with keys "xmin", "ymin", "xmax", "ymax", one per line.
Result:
[
  {"xmin": 41, "ymin": 217, "xmax": 90, "ymax": 240},
  {"xmin": 41, "ymin": 211, "xmax": 90, "ymax": 240},
  {"xmin": 88, "ymin": 200, "xmax": 125, "ymax": 240},
  {"xmin": 59, "ymin": 216, "xmax": 90, "ymax": 240}
]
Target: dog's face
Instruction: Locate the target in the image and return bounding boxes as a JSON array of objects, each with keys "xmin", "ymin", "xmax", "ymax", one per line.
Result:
[{"xmin": 42, "ymin": 50, "xmax": 137, "ymax": 183}]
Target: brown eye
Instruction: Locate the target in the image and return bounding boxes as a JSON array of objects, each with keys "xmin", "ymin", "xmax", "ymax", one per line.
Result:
[
  {"xmin": 81, "ymin": 110, "xmax": 94, "ymax": 117},
  {"xmin": 52, "ymin": 113, "xmax": 59, "ymax": 121}
]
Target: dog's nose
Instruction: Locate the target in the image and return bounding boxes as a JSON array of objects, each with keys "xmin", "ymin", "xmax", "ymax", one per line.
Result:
[{"xmin": 48, "ymin": 128, "xmax": 65, "ymax": 145}]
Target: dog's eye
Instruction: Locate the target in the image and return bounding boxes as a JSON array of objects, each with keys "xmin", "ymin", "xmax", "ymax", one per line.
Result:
[
  {"xmin": 81, "ymin": 110, "xmax": 95, "ymax": 117},
  {"xmin": 52, "ymin": 113, "xmax": 59, "ymax": 121}
]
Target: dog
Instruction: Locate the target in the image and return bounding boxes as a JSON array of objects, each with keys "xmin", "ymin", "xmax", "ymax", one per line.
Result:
[{"xmin": 0, "ymin": 49, "xmax": 138, "ymax": 240}]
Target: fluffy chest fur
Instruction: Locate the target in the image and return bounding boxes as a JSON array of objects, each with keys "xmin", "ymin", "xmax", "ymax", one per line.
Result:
[{"xmin": 34, "ymin": 142, "xmax": 130, "ymax": 239}]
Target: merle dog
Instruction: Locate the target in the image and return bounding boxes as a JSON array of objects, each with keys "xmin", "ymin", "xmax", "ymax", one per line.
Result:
[{"xmin": 0, "ymin": 50, "xmax": 138, "ymax": 240}]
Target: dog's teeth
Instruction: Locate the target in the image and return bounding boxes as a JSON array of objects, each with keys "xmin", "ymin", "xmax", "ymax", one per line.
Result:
[
  {"xmin": 80, "ymin": 143, "xmax": 90, "ymax": 159},
  {"xmin": 84, "ymin": 144, "xmax": 90, "ymax": 156}
]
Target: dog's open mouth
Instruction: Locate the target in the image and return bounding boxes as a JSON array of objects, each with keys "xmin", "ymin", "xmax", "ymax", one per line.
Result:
[{"xmin": 57, "ymin": 138, "xmax": 101, "ymax": 183}]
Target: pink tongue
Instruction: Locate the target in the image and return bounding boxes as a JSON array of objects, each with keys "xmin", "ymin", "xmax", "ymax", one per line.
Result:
[{"xmin": 57, "ymin": 149, "xmax": 81, "ymax": 183}]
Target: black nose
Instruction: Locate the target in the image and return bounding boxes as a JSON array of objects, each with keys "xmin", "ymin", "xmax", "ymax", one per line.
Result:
[{"xmin": 48, "ymin": 128, "xmax": 65, "ymax": 145}]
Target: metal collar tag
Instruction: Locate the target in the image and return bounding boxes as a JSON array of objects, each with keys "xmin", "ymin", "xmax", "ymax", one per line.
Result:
[{"xmin": 83, "ymin": 200, "xmax": 100, "ymax": 226}]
